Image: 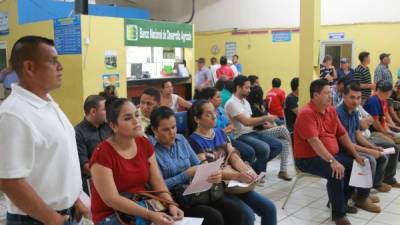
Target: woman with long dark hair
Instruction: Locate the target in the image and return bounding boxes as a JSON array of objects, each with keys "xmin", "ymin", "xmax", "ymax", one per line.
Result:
[
  {"xmin": 148, "ymin": 106, "xmax": 246, "ymax": 225},
  {"xmin": 89, "ymin": 98, "xmax": 183, "ymax": 225},
  {"xmin": 187, "ymin": 100, "xmax": 277, "ymax": 225},
  {"xmin": 247, "ymin": 86, "xmax": 292, "ymax": 181}
]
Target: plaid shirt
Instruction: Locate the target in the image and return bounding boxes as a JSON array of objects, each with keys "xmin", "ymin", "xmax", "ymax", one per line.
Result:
[{"xmin": 374, "ymin": 63, "xmax": 392, "ymax": 83}]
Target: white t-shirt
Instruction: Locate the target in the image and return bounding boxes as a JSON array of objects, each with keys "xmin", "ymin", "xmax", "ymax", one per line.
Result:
[
  {"xmin": 0, "ymin": 85, "xmax": 82, "ymax": 215},
  {"xmin": 224, "ymin": 95, "xmax": 254, "ymax": 137},
  {"xmin": 210, "ymin": 64, "xmax": 220, "ymax": 83},
  {"xmin": 357, "ymin": 105, "xmax": 372, "ymax": 139},
  {"xmin": 169, "ymin": 94, "xmax": 179, "ymax": 112}
]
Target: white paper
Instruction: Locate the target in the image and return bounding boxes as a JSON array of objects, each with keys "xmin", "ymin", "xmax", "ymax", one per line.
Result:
[
  {"xmin": 228, "ymin": 172, "xmax": 266, "ymax": 188},
  {"xmin": 183, "ymin": 158, "xmax": 224, "ymax": 195},
  {"xmin": 173, "ymin": 217, "xmax": 204, "ymax": 225},
  {"xmin": 349, "ymin": 159, "xmax": 373, "ymax": 188},
  {"xmin": 383, "ymin": 147, "xmax": 396, "ymax": 155}
]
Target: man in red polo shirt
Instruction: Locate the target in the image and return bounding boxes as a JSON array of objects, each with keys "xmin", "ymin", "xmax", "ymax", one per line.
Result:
[{"xmin": 294, "ymin": 79, "xmax": 365, "ymax": 225}]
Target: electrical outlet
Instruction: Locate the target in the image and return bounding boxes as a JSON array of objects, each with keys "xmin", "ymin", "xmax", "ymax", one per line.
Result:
[{"xmin": 85, "ymin": 37, "xmax": 90, "ymax": 45}]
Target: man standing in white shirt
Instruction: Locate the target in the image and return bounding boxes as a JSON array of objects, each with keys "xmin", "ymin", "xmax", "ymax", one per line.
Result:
[{"xmin": 0, "ymin": 36, "xmax": 88, "ymax": 225}]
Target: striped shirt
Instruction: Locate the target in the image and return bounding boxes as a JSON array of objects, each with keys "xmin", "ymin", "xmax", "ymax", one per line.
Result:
[
  {"xmin": 374, "ymin": 63, "xmax": 392, "ymax": 84},
  {"xmin": 353, "ymin": 64, "xmax": 372, "ymax": 101}
]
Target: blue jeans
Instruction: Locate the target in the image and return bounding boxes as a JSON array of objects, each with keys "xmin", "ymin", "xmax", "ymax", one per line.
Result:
[
  {"xmin": 237, "ymin": 132, "xmax": 283, "ymax": 173},
  {"xmin": 296, "ymin": 152, "xmax": 354, "ymax": 218},
  {"xmin": 97, "ymin": 215, "xmax": 122, "ymax": 225},
  {"xmin": 6, "ymin": 213, "xmax": 75, "ymax": 225},
  {"xmin": 234, "ymin": 191, "xmax": 277, "ymax": 225},
  {"xmin": 231, "ymin": 139, "xmax": 255, "ymax": 164}
]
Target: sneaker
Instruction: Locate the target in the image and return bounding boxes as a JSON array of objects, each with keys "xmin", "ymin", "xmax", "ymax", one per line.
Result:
[
  {"xmin": 375, "ymin": 183, "xmax": 392, "ymax": 192},
  {"xmin": 368, "ymin": 195, "xmax": 380, "ymax": 203},
  {"xmin": 355, "ymin": 198, "xmax": 381, "ymax": 213},
  {"xmin": 333, "ymin": 216, "xmax": 352, "ymax": 225},
  {"xmin": 278, "ymin": 171, "xmax": 292, "ymax": 181}
]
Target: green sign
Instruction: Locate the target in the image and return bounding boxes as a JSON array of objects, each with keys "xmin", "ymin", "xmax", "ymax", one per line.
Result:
[{"xmin": 124, "ymin": 19, "xmax": 193, "ymax": 48}]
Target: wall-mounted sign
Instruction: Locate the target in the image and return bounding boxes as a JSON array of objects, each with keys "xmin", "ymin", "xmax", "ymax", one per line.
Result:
[
  {"xmin": 54, "ymin": 16, "xmax": 81, "ymax": 55},
  {"xmin": 102, "ymin": 73, "xmax": 120, "ymax": 88},
  {"xmin": 104, "ymin": 50, "xmax": 117, "ymax": 69},
  {"xmin": 0, "ymin": 12, "xmax": 9, "ymax": 35},
  {"xmin": 124, "ymin": 19, "xmax": 193, "ymax": 48},
  {"xmin": 329, "ymin": 32, "xmax": 345, "ymax": 40},
  {"xmin": 225, "ymin": 42, "xmax": 236, "ymax": 60},
  {"xmin": 272, "ymin": 31, "xmax": 291, "ymax": 42}
]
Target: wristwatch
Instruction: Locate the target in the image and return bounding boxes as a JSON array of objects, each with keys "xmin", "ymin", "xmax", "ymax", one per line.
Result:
[{"xmin": 328, "ymin": 159, "xmax": 334, "ymax": 164}]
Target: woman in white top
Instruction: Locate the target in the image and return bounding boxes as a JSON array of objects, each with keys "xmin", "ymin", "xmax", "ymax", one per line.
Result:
[{"xmin": 160, "ymin": 80, "xmax": 192, "ymax": 112}]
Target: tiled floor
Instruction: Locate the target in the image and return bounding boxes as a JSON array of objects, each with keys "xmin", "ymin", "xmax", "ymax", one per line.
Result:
[{"xmin": 1, "ymin": 155, "xmax": 399, "ymax": 225}]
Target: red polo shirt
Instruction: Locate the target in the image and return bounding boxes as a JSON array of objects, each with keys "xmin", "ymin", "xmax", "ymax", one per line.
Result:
[
  {"xmin": 294, "ymin": 101, "xmax": 346, "ymax": 159},
  {"xmin": 216, "ymin": 65, "xmax": 235, "ymax": 80}
]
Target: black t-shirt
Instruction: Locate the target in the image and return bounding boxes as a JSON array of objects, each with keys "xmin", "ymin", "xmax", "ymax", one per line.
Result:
[
  {"xmin": 250, "ymin": 102, "xmax": 268, "ymax": 130},
  {"xmin": 284, "ymin": 93, "xmax": 298, "ymax": 132}
]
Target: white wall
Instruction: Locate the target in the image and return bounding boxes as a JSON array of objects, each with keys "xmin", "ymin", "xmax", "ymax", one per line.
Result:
[
  {"xmin": 57, "ymin": 0, "xmax": 400, "ymax": 31},
  {"xmin": 190, "ymin": 0, "xmax": 400, "ymax": 31}
]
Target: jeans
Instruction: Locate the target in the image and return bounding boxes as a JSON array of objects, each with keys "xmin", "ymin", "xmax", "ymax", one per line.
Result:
[
  {"xmin": 237, "ymin": 132, "xmax": 283, "ymax": 174},
  {"xmin": 97, "ymin": 195, "xmax": 245, "ymax": 225},
  {"xmin": 231, "ymin": 139, "xmax": 256, "ymax": 164},
  {"xmin": 359, "ymin": 152, "xmax": 388, "ymax": 188},
  {"xmin": 185, "ymin": 193, "xmax": 245, "ymax": 225},
  {"xmin": 6, "ymin": 213, "xmax": 75, "ymax": 225},
  {"xmin": 97, "ymin": 215, "xmax": 121, "ymax": 225},
  {"xmin": 235, "ymin": 191, "xmax": 277, "ymax": 225},
  {"xmin": 296, "ymin": 152, "xmax": 353, "ymax": 218},
  {"xmin": 369, "ymin": 133, "xmax": 400, "ymax": 185}
]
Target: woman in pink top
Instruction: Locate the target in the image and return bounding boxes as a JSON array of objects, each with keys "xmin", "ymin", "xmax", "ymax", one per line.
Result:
[{"xmin": 216, "ymin": 56, "xmax": 235, "ymax": 80}]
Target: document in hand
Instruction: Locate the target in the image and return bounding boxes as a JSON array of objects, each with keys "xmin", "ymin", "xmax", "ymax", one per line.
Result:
[
  {"xmin": 383, "ymin": 147, "xmax": 396, "ymax": 155},
  {"xmin": 227, "ymin": 172, "xmax": 266, "ymax": 188},
  {"xmin": 173, "ymin": 217, "xmax": 204, "ymax": 225},
  {"xmin": 349, "ymin": 158, "xmax": 372, "ymax": 188},
  {"xmin": 183, "ymin": 157, "xmax": 224, "ymax": 195}
]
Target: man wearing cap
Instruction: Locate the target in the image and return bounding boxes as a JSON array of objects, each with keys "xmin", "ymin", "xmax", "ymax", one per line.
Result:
[
  {"xmin": 337, "ymin": 57, "xmax": 354, "ymax": 81},
  {"xmin": 194, "ymin": 57, "xmax": 213, "ymax": 98},
  {"xmin": 374, "ymin": 53, "xmax": 392, "ymax": 84},
  {"xmin": 364, "ymin": 80, "xmax": 400, "ymax": 188}
]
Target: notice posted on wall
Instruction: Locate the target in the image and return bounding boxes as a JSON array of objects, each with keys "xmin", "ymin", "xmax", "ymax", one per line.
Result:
[
  {"xmin": 54, "ymin": 16, "xmax": 81, "ymax": 55},
  {"xmin": 272, "ymin": 31, "xmax": 291, "ymax": 42},
  {"xmin": 225, "ymin": 41, "xmax": 236, "ymax": 61},
  {"xmin": 0, "ymin": 12, "xmax": 9, "ymax": 35},
  {"xmin": 104, "ymin": 50, "xmax": 117, "ymax": 69},
  {"xmin": 102, "ymin": 74, "xmax": 120, "ymax": 88}
]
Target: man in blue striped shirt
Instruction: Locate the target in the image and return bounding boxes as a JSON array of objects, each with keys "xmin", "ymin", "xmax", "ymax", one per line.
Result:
[{"xmin": 374, "ymin": 53, "xmax": 393, "ymax": 84}]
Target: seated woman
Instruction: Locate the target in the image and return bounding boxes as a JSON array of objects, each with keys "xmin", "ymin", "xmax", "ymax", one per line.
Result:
[
  {"xmin": 147, "ymin": 106, "xmax": 246, "ymax": 225},
  {"xmin": 89, "ymin": 98, "xmax": 183, "ymax": 225},
  {"xmin": 247, "ymin": 86, "xmax": 292, "ymax": 181},
  {"xmin": 197, "ymin": 87, "xmax": 256, "ymax": 165},
  {"xmin": 160, "ymin": 80, "xmax": 192, "ymax": 112},
  {"xmin": 187, "ymin": 100, "xmax": 277, "ymax": 225}
]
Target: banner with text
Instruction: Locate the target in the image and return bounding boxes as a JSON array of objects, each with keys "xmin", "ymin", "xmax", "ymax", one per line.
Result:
[{"xmin": 124, "ymin": 19, "xmax": 193, "ymax": 48}]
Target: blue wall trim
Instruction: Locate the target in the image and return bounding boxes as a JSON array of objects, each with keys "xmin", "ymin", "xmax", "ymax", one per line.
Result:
[{"xmin": 18, "ymin": 0, "xmax": 150, "ymax": 24}]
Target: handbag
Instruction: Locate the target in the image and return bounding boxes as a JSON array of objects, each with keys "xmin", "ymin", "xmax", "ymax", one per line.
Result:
[
  {"xmin": 171, "ymin": 182, "xmax": 225, "ymax": 209},
  {"xmin": 115, "ymin": 190, "xmax": 178, "ymax": 225}
]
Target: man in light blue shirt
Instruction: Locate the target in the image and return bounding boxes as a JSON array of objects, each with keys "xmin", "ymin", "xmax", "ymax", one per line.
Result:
[
  {"xmin": 0, "ymin": 68, "xmax": 18, "ymax": 98},
  {"xmin": 232, "ymin": 54, "xmax": 243, "ymax": 74}
]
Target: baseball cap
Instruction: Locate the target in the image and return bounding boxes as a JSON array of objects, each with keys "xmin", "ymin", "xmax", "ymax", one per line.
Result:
[
  {"xmin": 340, "ymin": 57, "xmax": 349, "ymax": 64},
  {"xmin": 376, "ymin": 80, "xmax": 393, "ymax": 92},
  {"xmin": 379, "ymin": 53, "xmax": 390, "ymax": 61},
  {"xmin": 196, "ymin": 57, "xmax": 205, "ymax": 64}
]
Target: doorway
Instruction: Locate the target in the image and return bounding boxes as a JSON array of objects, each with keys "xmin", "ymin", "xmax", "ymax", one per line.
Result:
[{"xmin": 320, "ymin": 41, "xmax": 354, "ymax": 68}]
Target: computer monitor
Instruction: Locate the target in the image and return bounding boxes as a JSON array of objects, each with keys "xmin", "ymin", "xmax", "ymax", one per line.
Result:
[{"xmin": 131, "ymin": 63, "xmax": 142, "ymax": 78}]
